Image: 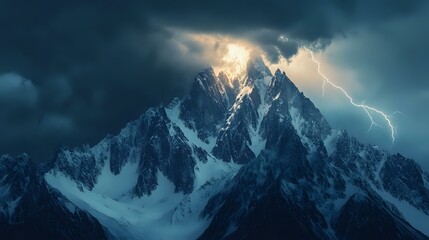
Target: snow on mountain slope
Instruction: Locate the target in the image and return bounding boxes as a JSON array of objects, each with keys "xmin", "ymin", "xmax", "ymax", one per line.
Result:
[
  {"xmin": 0, "ymin": 154, "xmax": 107, "ymax": 239},
  {"xmin": 370, "ymin": 181, "xmax": 429, "ymax": 236},
  {"xmin": 45, "ymin": 144, "xmax": 240, "ymax": 240},
  {"xmin": 165, "ymin": 98, "xmax": 216, "ymax": 154}
]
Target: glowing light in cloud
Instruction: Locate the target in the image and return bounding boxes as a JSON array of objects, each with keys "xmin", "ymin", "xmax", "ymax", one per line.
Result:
[
  {"xmin": 303, "ymin": 47, "xmax": 399, "ymax": 142},
  {"xmin": 186, "ymin": 33, "xmax": 257, "ymax": 81},
  {"xmin": 222, "ymin": 43, "xmax": 250, "ymax": 78}
]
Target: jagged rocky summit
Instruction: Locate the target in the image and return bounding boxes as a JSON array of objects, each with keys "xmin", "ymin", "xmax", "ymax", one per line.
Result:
[{"xmin": 1, "ymin": 56, "xmax": 429, "ymax": 240}]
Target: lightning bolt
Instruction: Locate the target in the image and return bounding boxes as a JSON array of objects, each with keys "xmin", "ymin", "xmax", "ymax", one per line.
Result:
[{"xmin": 304, "ymin": 47, "xmax": 399, "ymax": 142}]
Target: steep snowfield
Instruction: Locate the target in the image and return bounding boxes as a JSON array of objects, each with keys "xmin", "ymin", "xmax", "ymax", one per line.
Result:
[
  {"xmin": 371, "ymin": 183, "xmax": 429, "ymax": 236},
  {"xmin": 165, "ymin": 99, "xmax": 216, "ymax": 153},
  {"xmin": 91, "ymin": 160, "xmax": 139, "ymax": 199},
  {"xmin": 46, "ymin": 157, "xmax": 239, "ymax": 240},
  {"xmin": 46, "ymin": 171, "xmax": 185, "ymax": 239},
  {"xmin": 248, "ymin": 76, "xmax": 272, "ymax": 156}
]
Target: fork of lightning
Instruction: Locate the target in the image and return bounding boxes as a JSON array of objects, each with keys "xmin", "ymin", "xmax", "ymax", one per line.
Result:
[{"xmin": 303, "ymin": 47, "xmax": 399, "ymax": 142}]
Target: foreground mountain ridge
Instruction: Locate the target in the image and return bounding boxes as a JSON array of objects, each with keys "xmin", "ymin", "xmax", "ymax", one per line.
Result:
[
  {"xmin": 1, "ymin": 56, "xmax": 429, "ymax": 239},
  {"xmin": 0, "ymin": 154, "xmax": 107, "ymax": 239}
]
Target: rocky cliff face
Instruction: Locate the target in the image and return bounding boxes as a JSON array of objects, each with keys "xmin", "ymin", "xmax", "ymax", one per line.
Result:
[{"xmin": 2, "ymin": 56, "xmax": 429, "ymax": 240}]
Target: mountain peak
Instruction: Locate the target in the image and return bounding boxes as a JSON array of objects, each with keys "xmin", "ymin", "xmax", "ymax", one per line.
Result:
[
  {"xmin": 246, "ymin": 54, "xmax": 272, "ymax": 81},
  {"xmin": 0, "ymin": 153, "xmax": 33, "ymax": 172},
  {"xmin": 179, "ymin": 66, "xmax": 230, "ymax": 140},
  {"xmin": 265, "ymin": 67, "xmax": 299, "ymax": 102},
  {"xmin": 4, "ymin": 54, "xmax": 428, "ymax": 239}
]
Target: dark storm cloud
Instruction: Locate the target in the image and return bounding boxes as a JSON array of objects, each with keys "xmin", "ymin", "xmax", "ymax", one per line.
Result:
[
  {"xmin": 143, "ymin": 0, "xmax": 424, "ymax": 62},
  {"xmin": 0, "ymin": 0, "xmax": 208, "ymax": 161},
  {"xmin": 0, "ymin": 0, "xmax": 426, "ymax": 163},
  {"xmin": 243, "ymin": 29, "xmax": 300, "ymax": 62}
]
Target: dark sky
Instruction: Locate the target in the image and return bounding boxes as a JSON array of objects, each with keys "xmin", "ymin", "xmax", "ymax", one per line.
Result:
[{"xmin": 0, "ymin": 0, "xmax": 427, "ymax": 170}]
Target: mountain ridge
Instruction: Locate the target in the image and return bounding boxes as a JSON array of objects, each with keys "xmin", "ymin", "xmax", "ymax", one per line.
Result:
[{"xmin": 1, "ymin": 56, "xmax": 428, "ymax": 239}]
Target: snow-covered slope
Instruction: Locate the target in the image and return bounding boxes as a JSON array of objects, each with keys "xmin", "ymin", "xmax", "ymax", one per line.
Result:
[{"xmin": 3, "ymin": 55, "xmax": 428, "ymax": 240}]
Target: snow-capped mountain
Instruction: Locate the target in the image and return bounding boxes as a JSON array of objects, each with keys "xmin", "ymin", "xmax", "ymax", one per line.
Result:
[{"xmin": 2, "ymin": 56, "xmax": 429, "ymax": 239}]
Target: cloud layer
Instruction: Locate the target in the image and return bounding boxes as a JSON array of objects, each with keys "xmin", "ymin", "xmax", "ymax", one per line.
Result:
[{"xmin": 0, "ymin": 0, "xmax": 427, "ymax": 167}]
